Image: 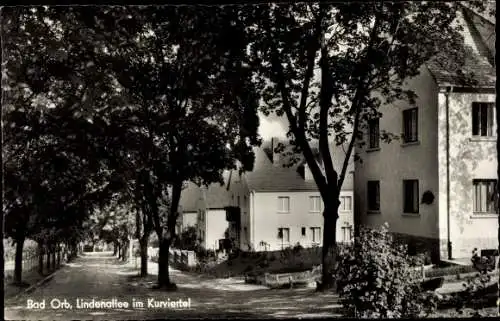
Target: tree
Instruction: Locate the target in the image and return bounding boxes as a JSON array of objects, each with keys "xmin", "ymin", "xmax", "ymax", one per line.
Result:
[
  {"xmin": 244, "ymin": 1, "xmax": 488, "ymax": 290},
  {"xmin": 87, "ymin": 6, "xmax": 262, "ymax": 289},
  {"xmin": 1, "ymin": 6, "xmax": 129, "ymax": 283}
]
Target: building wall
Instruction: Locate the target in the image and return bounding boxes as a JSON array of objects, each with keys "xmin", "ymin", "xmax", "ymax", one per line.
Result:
[
  {"xmin": 252, "ymin": 190, "xmax": 354, "ymax": 252},
  {"xmin": 181, "ymin": 212, "xmax": 197, "ymax": 231},
  {"xmin": 203, "ymin": 209, "xmax": 229, "ymax": 251},
  {"xmin": 437, "ymin": 91, "xmax": 497, "ymax": 259},
  {"xmin": 355, "ymin": 67, "xmax": 440, "ymax": 242},
  {"xmin": 228, "ymin": 173, "xmax": 252, "ymax": 250}
]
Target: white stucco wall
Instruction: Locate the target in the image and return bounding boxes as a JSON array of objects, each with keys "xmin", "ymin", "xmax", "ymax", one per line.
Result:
[
  {"xmin": 181, "ymin": 212, "xmax": 197, "ymax": 231},
  {"xmin": 251, "ymin": 190, "xmax": 354, "ymax": 252},
  {"xmin": 355, "ymin": 67, "xmax": 440, "ymax": 239},
  {"xmin": 204, "ymin": 209, "xmax": 229, "ymax": 251},
  {"xmin": 437, "ymin": 91, "xmax": 497, "ymax": 259},
  {"xmin": 228, "ymin": 173, "xmax": 252, "ymax": 250}
]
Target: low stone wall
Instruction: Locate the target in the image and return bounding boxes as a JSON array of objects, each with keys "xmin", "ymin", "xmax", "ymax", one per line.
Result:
[
  {"xmin": 168, "ymin": 249, "xmax": 197, "ymax": 270},
  {"xmin": 245, "ymin": 266, "xmax": 321, "ymax": 288}
]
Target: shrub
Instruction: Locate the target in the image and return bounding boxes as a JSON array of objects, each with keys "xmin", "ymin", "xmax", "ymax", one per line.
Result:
[
  {"xmin": 455, "ymin": 248, "xmax": 497, "ymax": 316},
  {"xmin": 336, "ymin": 223, "xmax": 437, "ymax": 318},
  {"xmin": 292, "ymin": 242, "xmax": 304, "ymax": 255},
  {"xmin": 174, "ymin": 226, "xmax": 198, "ymax": 251},
  {"xmin": 244, "ymin": 265, "xmax": 254, "ymax": 273}
]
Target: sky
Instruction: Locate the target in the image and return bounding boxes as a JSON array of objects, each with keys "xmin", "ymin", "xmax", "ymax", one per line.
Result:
[{"xmin": 257, "ymin": 112, "xmax": 288, "ymax": 140}]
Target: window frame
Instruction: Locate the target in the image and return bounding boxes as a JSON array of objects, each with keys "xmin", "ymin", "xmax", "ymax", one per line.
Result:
[
  {"xmin": 403, "ymin": 179, "xmax": 419, "ymax": 214},
  {"xmin": 472, "ymin": 102, "xmax": 495, "ymax": 137},
  {"xmin": 368, "ymin": 117, "xmax": 380, "ymax": 149},
  {"xmin": 310, "ymin": 227, "xmax": 321, "ymax": 243},
  {"xmin": 402, "ymin": 108, "xmax": 419, "ymax": 143},
  {"xmin": 339, "ymin": 195, "xmax": 352, "ymax": 212},
  {"xmin": 473, "ymin": 179, "xmax": 498, "ymax": 214},
  {"xmin": 277, "ymin": 227, "xmax": 290, "ymax": 242},
  {"xmin": 342, "ymin": 226, "xmax": 352, "ymax": 242},
  {"xmin": 367, "ymin": 180, "xmax": 380, "ymax": 212},
  {"xmin": 278, "ymin": 196, "xmax": 290, "ymax": 213},
  {"xmin": 309, "ymin": 195, "xmax": 322, "ymax": 213}
]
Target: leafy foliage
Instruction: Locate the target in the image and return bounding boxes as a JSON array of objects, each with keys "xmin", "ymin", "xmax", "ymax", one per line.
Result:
[
  {"xmin": 174, "ymin": 226, "xmax": 198, "ymax": 251},
  {"xmin": 455, "ymin": 248, "xmax": 498, "ymax": 316},
  {"xmin": 336, "ymin": 223, "xmax": 437, "ymax": 318},
  {"xmin": 241, "ymin": 1, "xmax": 487, "ymax": 288}
]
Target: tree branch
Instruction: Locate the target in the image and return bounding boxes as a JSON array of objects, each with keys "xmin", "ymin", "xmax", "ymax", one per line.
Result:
[
  {"xmin": 267, "ymin": 9, "xmax": 329, "ymax": 197},
  {"xmin": 318, "ymin": 6, "xmax": 337, "ymax": 190},
  {"xmin": 338, "ymin": 4, "xmax": 384, "ymax": 190}
]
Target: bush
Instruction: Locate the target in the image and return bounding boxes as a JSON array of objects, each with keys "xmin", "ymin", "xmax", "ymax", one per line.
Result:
[
  {"xmin": 174, "ymin": 226, "xmax": 198, "ymax": 251},
  {"xmin": 292, "ymin": 242, "xmax": 304, "ymax": 255},
  {"xmin": 336, "ymin": 223, "xmax": 437, "ymax": 318},
  {"xmin": 455, "ymin": 248, "xmax": 497, "ymax": 316}
]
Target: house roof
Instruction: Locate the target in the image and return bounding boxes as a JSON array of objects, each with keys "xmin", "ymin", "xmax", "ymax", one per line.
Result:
[
  {"xmin": 179, "ymin": 182, "xmax": 201, "ymax": 213},
  {"xmin": 179, "ymin": 172, "xmax": 232, "ymax": 212},
  {"xmin": 243, "ymin": 139, "xmax": 353, "ymax": 192},
  {"xmin": 426, "ymin": 8, "xmax": 495, "ymax": 87},
  {"xmin": 203, "ymin": 176, "xmax": 231, "ymax": 209}
]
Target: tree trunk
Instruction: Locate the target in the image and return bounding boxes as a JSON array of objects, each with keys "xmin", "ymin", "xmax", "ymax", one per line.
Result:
[
  {"xmin": 318, "ymin": 199, "xmax": 340, "ymax": 291},
  {"xmin": 56, "ymin": 245, "xmax": 61, "ymax": 267},
  {"xmin": 37, "ymin": 242, "xmax": 44, "ymax": 275},
  {"xmin": 14, "ymin": 236, "xmax": 25, "ymax": 284},
  {"xmin": 51, "ymin": 246, "xmax": 56, "ymax": 270},
  {"xmin": 121, "ymin": 239, "xmax": 129, "ymax": 262},
  {"xmin": 46, "ymin": 246, "xmax": 51, "ymax": 271},
  {"xmin": 154, "ymin": 179, "xmax": 182, "ymax": 290},
  {"xmin": 157, "ymin": 237, "xmax": 175, "ymax": 289},
  {"xmin": 139, "ymin": 232, "xmax": 150, "ymax": 277}
]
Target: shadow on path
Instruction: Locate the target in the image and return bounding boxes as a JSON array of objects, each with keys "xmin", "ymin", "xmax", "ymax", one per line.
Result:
[{"xmin": 5, "ymin": 252, "xmax": 344, "ymax": 320}]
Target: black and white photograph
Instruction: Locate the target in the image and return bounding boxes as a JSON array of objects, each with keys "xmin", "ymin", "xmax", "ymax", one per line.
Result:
[{"xmin": 1, "ymin": 2, "xmax": 498, "ymax": 319}]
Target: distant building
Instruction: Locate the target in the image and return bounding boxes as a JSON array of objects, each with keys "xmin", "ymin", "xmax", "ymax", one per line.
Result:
[
  {"xmin": 177, "ymin": 185, "xmax": 199, "ymax": 235},
  {"xmin": 354, "ymin": 7, "xmax": 496, "ymax": 261},
  {"xmin": 227, "ymin": 138, "xmax": 354, "ymax": 252},
  {"xmin": 178, "ymin": 176, "xmax": 231, "ymax": 251}
]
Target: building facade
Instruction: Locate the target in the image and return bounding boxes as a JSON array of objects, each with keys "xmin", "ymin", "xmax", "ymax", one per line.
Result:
[
  {"xmin": 179, "ymin": 177, "xmax": 231, "ymax": 251},
  {"xmin": 354, "ymin": 7, "xmax": 496, "ymax": 261},
  {"xmin": 227, "ymin": 139, "xmax": 355, "ymax": 252}
]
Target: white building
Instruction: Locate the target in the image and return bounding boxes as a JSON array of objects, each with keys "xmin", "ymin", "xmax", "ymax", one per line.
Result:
[
  {"xmin": 354, "ymin": 7, "xmax": 496, "ymax": 261},
  {"xmin": 227, "ymin": 138, "xmax": 354, "ymax": 252}
]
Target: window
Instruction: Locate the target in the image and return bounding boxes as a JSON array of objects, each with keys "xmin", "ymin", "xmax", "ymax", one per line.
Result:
[
  {"xmin": 309, "ymin": 196, "xmax": 322, "ymax": 212},
  {"xmin": 472, "ymin": 102, "xmax": 495, "ymax": 137},
  {"xmin": 342, "ymin": 226, "xmax": 352, "ymax": 242},
  {"xmin": 237, "ymin": 196, "xmax": 241, "ymax": 207},
  {"xmin": 278, "ymin": 196, "xmax": 290, "ymax": 213},
  {"xmin": 244, "ymin": 195, "xmax": 247, "ymax": 206},
  {"xmin": 403, "ymin": 180, "xmax": 419, "ymax": 214},
  {"xmin": 473, "ymin": 179, "xmax": 498, "ymax": 213},
  {"xmin": 368, "ymin": 118, "xmax": 380, "ymax": 149},
  {"xmin": 340, "ymin": 196, "xmax": 352, "ymax": 211},
  {"xmin": 277, "ymin": 228, "xmax": 290, "ymax": 242},
  {"xmin": 403, "ymin": 108, "xmax": 418, "ymax": 143},
  {"xmin": 311, "ymin": 227, "xmax": 321, "ymax": 243},
  {"xmin": 301, "ymin": 227, "xmax": 306, "ymax": 236},
  {"xmin": 367, "ymin": 181, "xmax": 380, "ymax": 211}
]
